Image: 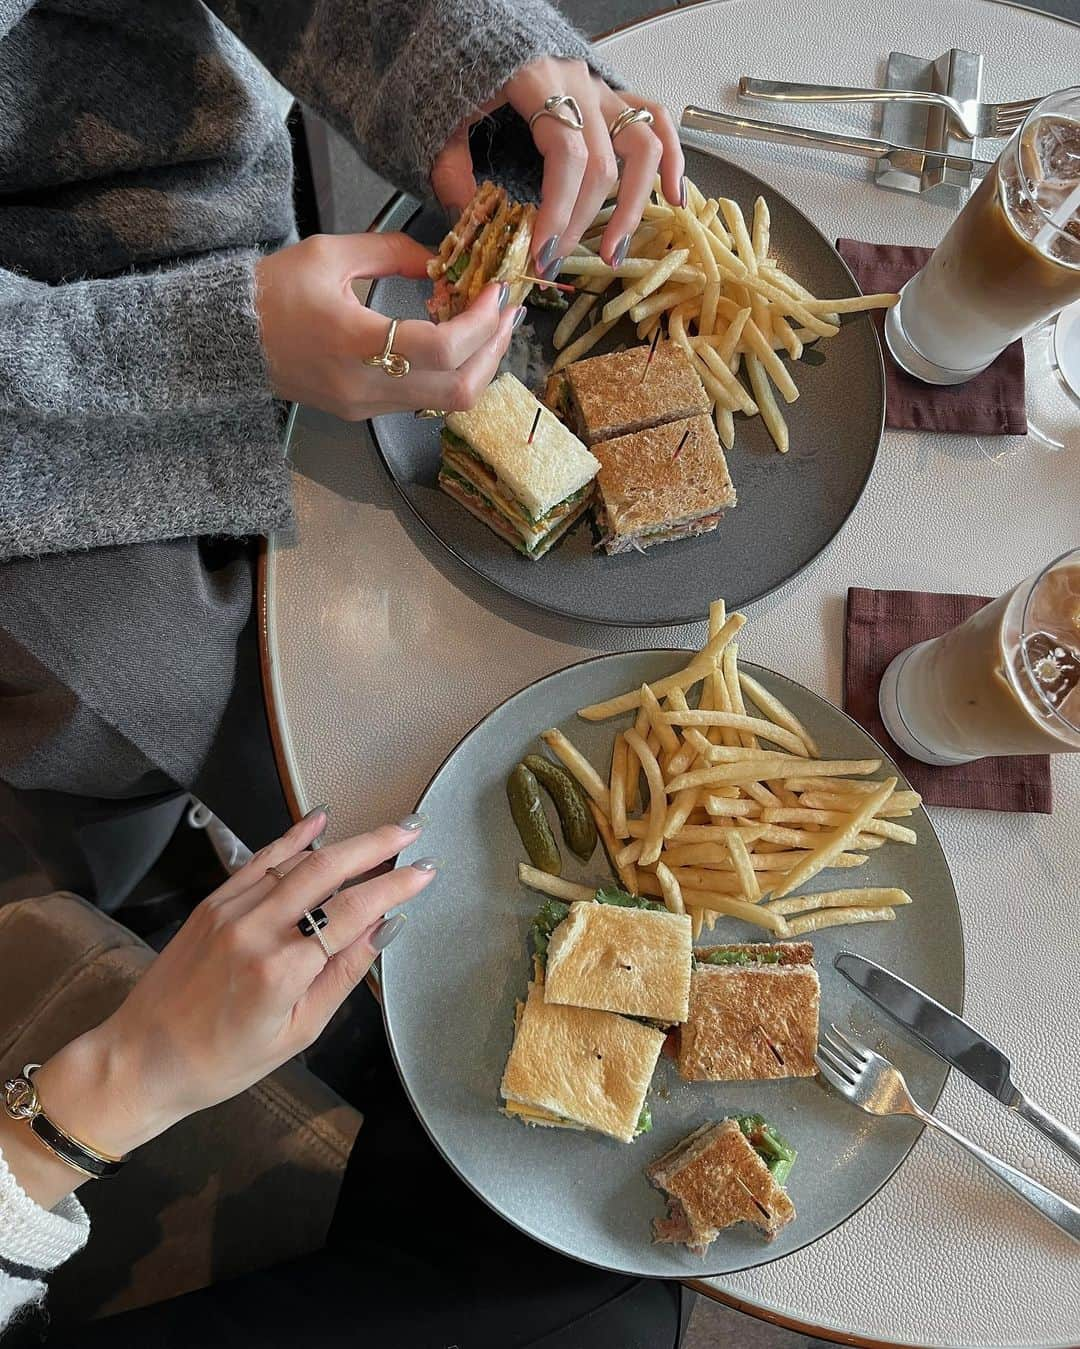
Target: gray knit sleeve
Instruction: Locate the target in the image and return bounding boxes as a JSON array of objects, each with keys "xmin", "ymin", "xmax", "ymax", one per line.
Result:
[
  {"xmin": 0, "ymin": 250, "xmax": 274, "ymax": 420},
  {"xmin": 207, "ymin": 0, "xmax": 613, "ymax": 201}
]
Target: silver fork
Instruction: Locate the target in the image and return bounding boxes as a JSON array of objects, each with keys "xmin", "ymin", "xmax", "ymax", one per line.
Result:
[
  {"xmin": 817, "ymin": 1026, "xmax": 1080, "ymax": 1242},
  {"xmin": 739, "ymin": 78, "xmax": 1041, "ymax": 140}
]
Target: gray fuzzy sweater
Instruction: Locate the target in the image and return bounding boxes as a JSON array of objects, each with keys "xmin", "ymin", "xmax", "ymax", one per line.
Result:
[{"xmin": 0, "ymin": 0, "xmax": 602, "ymax": 560}]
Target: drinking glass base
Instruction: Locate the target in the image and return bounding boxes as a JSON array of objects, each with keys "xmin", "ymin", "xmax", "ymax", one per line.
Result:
[
  {"xmin": 878, "ymin": 647, "xmax": 977, "ymax": 767},
  {"xmin": 884, "ymin": 292, "xmax": 995, "ymax": 385}
]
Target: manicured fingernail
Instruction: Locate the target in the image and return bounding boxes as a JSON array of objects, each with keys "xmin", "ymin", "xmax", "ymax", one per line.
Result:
[
  {"xmin": 541, "ymin": 256, "xmax": 563, "ymax": 281},
  {"xmin": 371, "ymin": 914, "xmax": 406, "ymax": 952},
  {"xmin": 679, "ymin": 176, "xmax": 688, "ymax": 208},
  {"xmin": 536, "ymin": 235, "xmax": 560, "ymax": 273},
  {"xmin": 398, "ymin": 812, "xmax": 427, "ymax": 832},
  {"xmin": 303, "ymin": 804, "xmax": 328, "ymax": 847},
  {"xmin": 611, "ymin": 234, "xmax": 631, "ymax": 268},
  {"xmin": 497, "ymin": 282, "xmax": 510, "ymax": 309},
  {"xmin": 410, "ymin": 857, "xmax": 439, "ymax": 873},
  {"xmin": 512, "ymin": 306, "xmax": 527, "ymax": 331}
]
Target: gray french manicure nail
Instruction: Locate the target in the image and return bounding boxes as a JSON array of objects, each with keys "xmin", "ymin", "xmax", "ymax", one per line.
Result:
[
  {"xmin": 611, "ymin": 234, "xmax": 631, "ymax": 268},
  {"xmin": 303, "ymin": 803, "xmax": 329, "ymax": 847},
  {"xmin": 371, "ymin": 914, "xmax": 406, "ymax": 952},
  {"xmin": 410, "ymin": 856, "xmax": 439, "ymax": 873},
  {"xmin": 497, "ymin": 281, "xmax": 510, "ymax": 309},
  {"xmin": 536, "ymin": 235, "xmax": 560, "ymax": 273},
  {"xmin": 512, "ymin": 306, "xmax": 527, "ymax": 331},
  {"xmin": 398, "ymin": 811, "xmax": 427, "ymax": 832},
  {"xmin": 679, "ymin": 175, "xmax": 688, "ymax": 208}
]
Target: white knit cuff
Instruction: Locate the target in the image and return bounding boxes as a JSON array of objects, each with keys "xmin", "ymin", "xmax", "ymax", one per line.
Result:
[{"xmin": 0, "ymin": 1146, "xmax": 89, "ymax": 1272}]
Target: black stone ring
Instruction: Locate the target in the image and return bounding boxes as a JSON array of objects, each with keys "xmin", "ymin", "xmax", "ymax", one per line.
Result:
[{"xmin": 297, "ymin": 906, "xmax": 329, "ymax": 938}]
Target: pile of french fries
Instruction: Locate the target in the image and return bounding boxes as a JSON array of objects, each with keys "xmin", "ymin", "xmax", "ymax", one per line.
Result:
[
  {"xmin": 518, "ymin": 600, "xmax": 917, "ymax": 941},
  {"xmin": 549, "ymin": 177, "xmax": 898, "ymax": 455}
]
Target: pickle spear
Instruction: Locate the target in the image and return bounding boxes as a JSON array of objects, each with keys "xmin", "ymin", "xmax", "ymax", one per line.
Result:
[
  {"xmin": 522, "ymin": 753, "xmax": 597, "ymax": 862},
  {"xmin": 507, "ymin": 763, "xmax": 561, "ymax": 875}
]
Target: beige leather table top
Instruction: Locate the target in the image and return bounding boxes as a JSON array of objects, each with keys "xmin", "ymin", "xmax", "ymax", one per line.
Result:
[{"xmin": 263, "ymin": 2, "xmax": 1080, "ymax": 1343}]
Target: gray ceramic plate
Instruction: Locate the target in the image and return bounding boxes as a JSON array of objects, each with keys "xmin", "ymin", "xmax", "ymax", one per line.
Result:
[
  {"xmin": 382, "ymin": 651, "xmax": 963, "ymax": 1278},
  {"xmin": 366, "ymin": 148, "xmax": 884, "ymax": 626}
]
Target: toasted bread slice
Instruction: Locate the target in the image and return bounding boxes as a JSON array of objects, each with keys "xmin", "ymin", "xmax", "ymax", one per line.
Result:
[
  {"xmin": 592, "ymin": 415, "xmax": 736, "ymax": 553},
  {"xmin": 544, "ymin": 900, "xmax": 693, "ymax": 1024},
  {"xmin": 556, "ymin": 342, "xmax": 710, "ymax": 445},
  {"xmin": 678, "ymin": 944, "xmax": 819, "ymax": 1081},
  {"xmin": 649, "ymin": 1119, "xmax": 796, "ymax": 1254},
  {"xmin": 500, "ymin": 981, "xmax": 664, "ymax": 1143}
]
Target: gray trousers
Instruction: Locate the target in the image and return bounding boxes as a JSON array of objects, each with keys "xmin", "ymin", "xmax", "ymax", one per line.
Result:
[{"xmin": 0, "ymin": 538, "xmax": 290, "ymax": 908}]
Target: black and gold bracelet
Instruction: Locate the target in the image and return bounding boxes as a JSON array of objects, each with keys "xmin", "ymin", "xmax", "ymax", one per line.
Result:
[{"xmin": 2, "ymin": 1064, "xmax": 126, "ymax": 1179}]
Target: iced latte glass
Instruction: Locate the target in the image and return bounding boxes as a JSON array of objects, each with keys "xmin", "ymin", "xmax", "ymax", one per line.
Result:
[
  {"xmin": 879, "ymin": 550, "xmax": 1080, "ymax": 765},
  {"xmin": 886, "ymin": 89, "xmax": 1080, "ymax": 386}
]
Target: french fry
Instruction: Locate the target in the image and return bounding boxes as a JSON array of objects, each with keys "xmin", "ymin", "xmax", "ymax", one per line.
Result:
[
  {"xmin": 765, "ymin": 887, "xmax": 911, "ymax": 916},
  {"xmin": 725, "ymin": 828, "xmax": 760, "ymax": 901},
  {"xmin": 737, "ymin": 671, "xmax": 821, "ymax": 757},
  {"xmin": 770, "ymin": 777, "xmax": 896, "ymax": 898},
  {"xmin": 576, "ymin": 613, "xmax": 746, "ymax": 719},
  {"xmin": 629, "ymin": 282, "xmax": 702, "ymax": 324},
  {"xmin": 797, "ymin": 293, "xmax": 899, "ymax": 314},
  {"xmin": 625, "ymin": 728, "xmax": 667, "ymax": 866},
  {"xmin": 685, "ymin": 893, "xmax": 791, "ymax": 936},
  {"xmin": 553, "ymin": 278, "xmax": 608, "ymax": 350},
  {"xmin": 772, "ymin": 314, "xmax": 803, "ymax": 360},
  {"xmin": 610, "ymin": 733, "xmax": 629, "ymax": 839},
  {"xmin": 715, "ymin": 402, "xmax": 735, "ymax": 449},
  {"xmin": 557, "ymin": 254, "xmax": 704, "ymax": 285},
  {"xmin": 600, "ymin": 248, "xmax": 691, "ymax": 324},
  {"xmin": 798, "ymin": 789, "xmax": 920, "ymax": 814},
  {"xmin": 786, "ymin": 906, "xmax": 897, "ymax": 935},
  {"xmin": 745, "ymin": 354, "xmax": 790, "ymax": 454},
  {"xmin": 588, "ymin": 800, "xmax": 639, "ymax": 895},
  {"xmin": 664, "ymin": 710, "xmax": 810, "ymax": 757},
  {"xmin": 695, "ymin": 342, "xmax": 758, "ymax": 415},
  {"xmin": 654, "ymin": 861, "xmax": 686, "ymax": 915},
  {"xmin": 666, "ymin": 758, "xmax": 881, "ymax": 792},
  {"xmin": 551, "ymin": 315, "xmax": 621, "ymax": 371},
  {"xmin": 641, "ymin": 683, "xmax": 680, "ymax": 755},
  {"xmin": 615, "ymin": 838, "xmax": 644, "ymax": 869},
  {"xmin": 759, "ymin": 806, "xmax": 916, "ymax": 844},
  {"xmin": 539, "ymin": 729, "xmax": 610, "ymax": 813},
  {"xmin": 663, "ymin": 787, "xmax": 700, "ymax": 840},
  {"xmin": 517, "ymin": 864, "xmax": 596, "ymax": 903},
  {"xmin": 751, "ymin": 196, "xmax": 770, "ymax": 263},
  {"xmin": 662, "ymin": 689, "xmax": 698, "ymax": 778},
  {"xmin": 690, "ymin": 907, "xmax": 704, "ymax": 940}
]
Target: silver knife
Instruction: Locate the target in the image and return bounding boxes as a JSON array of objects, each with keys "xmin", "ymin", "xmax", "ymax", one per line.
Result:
[
  {"xmin": 681, "ymin": 106, "xmax": 995, "ymax": 177},
  {"xmin": 836, "ymin": 952, "xmax": 1080, "ymax": 1167}
]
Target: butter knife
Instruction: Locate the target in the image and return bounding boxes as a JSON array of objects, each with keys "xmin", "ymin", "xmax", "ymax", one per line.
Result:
[
  {"xmin": 836, "ymin": 952, "xmax": 1080, "ymax": 1167},
  {"xmin": 681, "ymin": 106, "xmax": 994, "ymax": 177}
]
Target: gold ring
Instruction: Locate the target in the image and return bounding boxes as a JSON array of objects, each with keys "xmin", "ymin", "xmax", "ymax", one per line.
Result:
[
  {"xmin": 414, "ymin": 408, "xmax": 447, "ymax": 419},
  {"xmin": 529, "ymin": 94, "xmax": 585, "ymax": 134},
  {"xmin": 266, "ymin": 865, "xmax": 288, "ymax": 881},
  {"xmin": 608, "ymin": 106, "xmax": 655, "ymax": 141},
  {"xmin": 362, "ymin": 317, "xmax": 411, "ymax": 379}
]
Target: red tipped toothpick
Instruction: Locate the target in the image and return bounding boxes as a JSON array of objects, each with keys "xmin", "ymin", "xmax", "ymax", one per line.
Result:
[
  {"xmin": 527, "ymin": 406, "xmax": 543, "ymax": 445},
  {"xmin": 671, "ymin": 426, "xmax": 691, "ymax": 461},
  {"xmin": 734, "ymin": 1175, "xmax": 773, "ymax": 1221},
  {"xmin": 640, "ymin": 327, "xmax": 662, "ymax": 383},
  {"xmin": 516, "ymin": 275, "xmax": 577, "ymax": 294}
]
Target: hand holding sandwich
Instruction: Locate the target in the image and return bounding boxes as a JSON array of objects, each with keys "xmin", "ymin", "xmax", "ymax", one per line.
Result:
[
  {"xmin": 256, "ymin": 232, "xmax": 518, "ymax": 421},
  {"xmin": 430, "ymin": 57, "xmax": 685, "ymax": 269}
]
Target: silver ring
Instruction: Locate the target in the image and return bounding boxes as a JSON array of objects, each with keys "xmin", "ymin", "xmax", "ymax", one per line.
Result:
[
  {"xmin": 608, "ymin": 106, "xmax": 655, "ymax": 141},
  {"xmin": 301, "ymin": 909, "xmax": 334, "ymax": 960},
  {"xmin": 529, "ymin": 94, "xmax": 585, "ymax": 134}
]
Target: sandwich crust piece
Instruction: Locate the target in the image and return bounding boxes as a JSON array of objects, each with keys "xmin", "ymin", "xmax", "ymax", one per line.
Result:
[
  {"xmin": 556, "ymin": 342, "xmax": 711, "ymax": 445},
  {"xmin": 678, "ymin": 944, "xmax": 820, "ymax": 1081},
  {"xmin": 592, "ymin": 414, "xmax": 737, "ymax": 555},
  {"xmin": 500, "ymin": 981, "xmax": 664, "ymax": 1143},
  {"xmin": 648, "ymin": 1119, "xmax": 796, "ymax": 1253},
  {"xmin": 544, "ymin": 901, "xmax": 693, "ymax": 1024}
]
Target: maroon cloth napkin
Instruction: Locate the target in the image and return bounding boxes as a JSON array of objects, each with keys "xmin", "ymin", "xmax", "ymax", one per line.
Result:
[
  {"xmin": 836, "ymin": 238, "xmax": 1027, "ymax": 436},
  {"xmin": 844, "ymin": 586, "xmax": 1052, "ymax": 812}
]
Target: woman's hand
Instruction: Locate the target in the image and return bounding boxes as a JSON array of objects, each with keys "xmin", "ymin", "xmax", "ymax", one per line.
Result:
[
  {"xmin": 255, "ymin": 232, "xmax": 518, "ymax": 420},
  {"xmin": 21, "ymin": 812, "xmax": 434, "ymax": 1204},
  {"xmin": 431, "ymin": 58, "xmax": 685, "ymax": 271}
]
